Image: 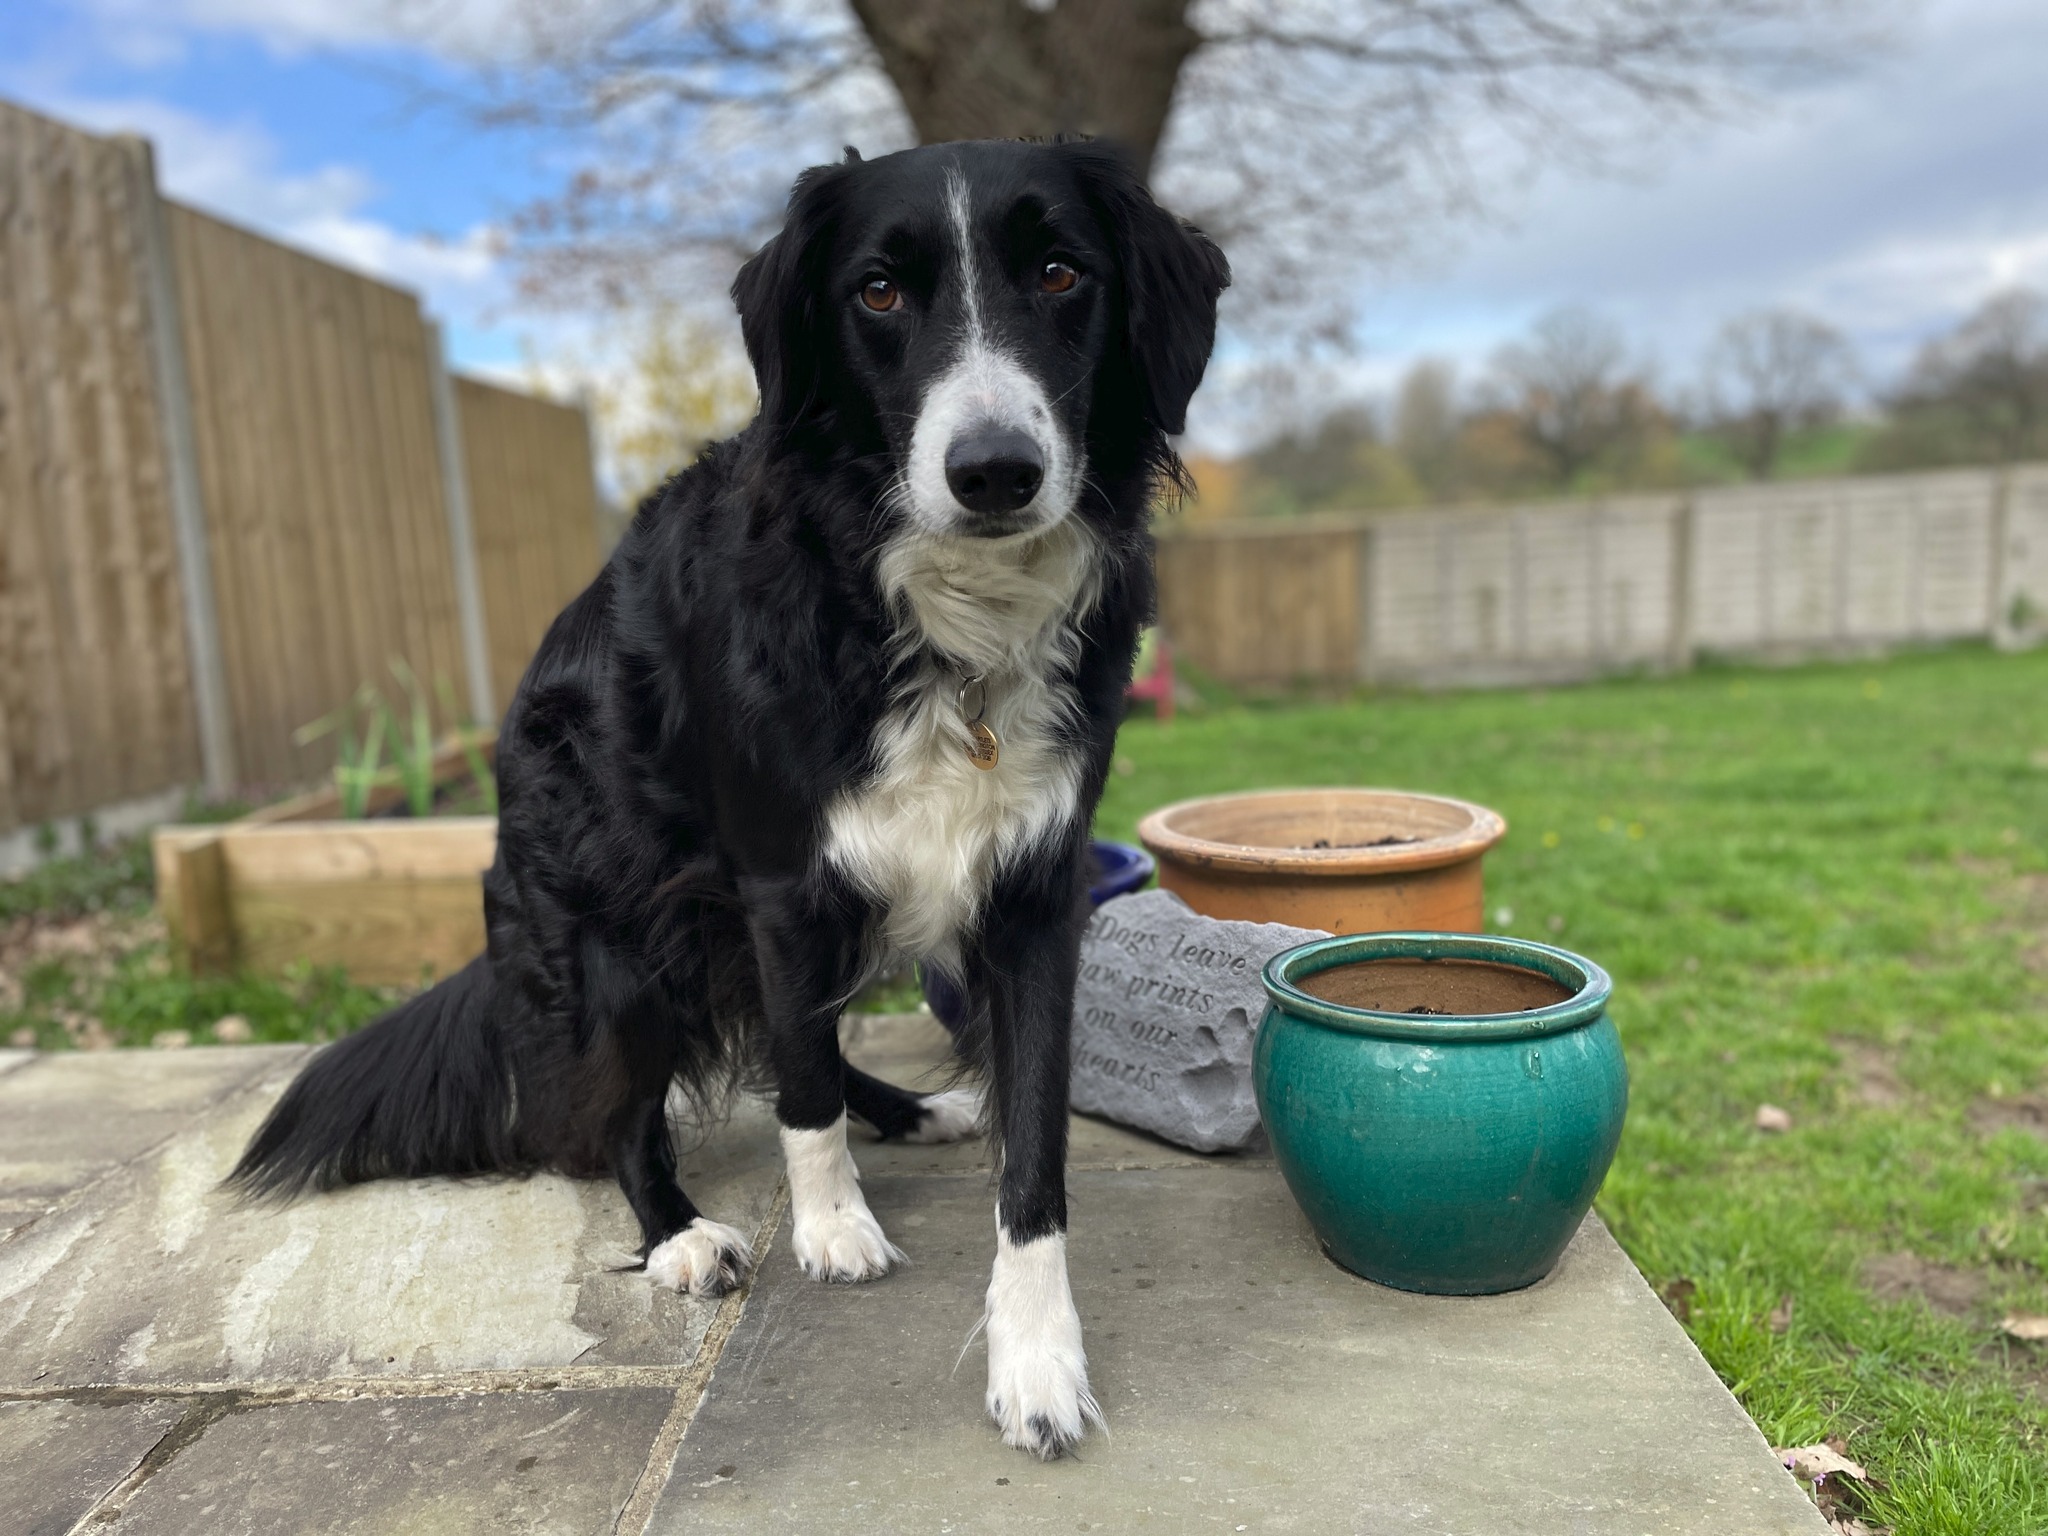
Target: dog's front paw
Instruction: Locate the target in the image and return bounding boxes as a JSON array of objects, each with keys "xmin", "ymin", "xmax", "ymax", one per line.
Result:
[
  {"xmin": 984, "ymin": 1232, "xmax": 1102, "ymax": 1459},
  {"xmin": 986, "ymin": 1316, "xmax": 1100, "ymax": 1459},
  {"xmin": 905, "ymin": 1086, "xmax": 983, "ymax": 1144},
  {"xmin": 792, "ymin": 1202, "xmax": 905, "ymax": 1283},
  {"xmin": 645, "ymin": 1217, "xmax": 753, "ymax": 1297}
]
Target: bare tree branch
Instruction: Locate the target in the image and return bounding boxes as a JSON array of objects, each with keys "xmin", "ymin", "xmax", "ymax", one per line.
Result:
[
  {"xmin": 385, "ymin": 0, "xmax": 1888, "ymax": 341},
  {"xmin": 1700, "ymin": 308, "xmax": 1856, "ymax": 477}
]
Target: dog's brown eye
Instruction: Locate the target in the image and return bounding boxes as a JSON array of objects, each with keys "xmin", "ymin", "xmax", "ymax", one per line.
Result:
[
  {"xmin": 1040, "ymin": 261, "xmax": 1079, "ymax": 294},
  {"xmin": 860, "ymin": 278, "xmax": 901, "ymax": 312}
]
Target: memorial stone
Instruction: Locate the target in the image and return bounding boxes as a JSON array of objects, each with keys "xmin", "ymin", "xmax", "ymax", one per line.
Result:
[{"xmin": 1069, "ymin": 889, "xmax": 1328, "ymax": 1152}]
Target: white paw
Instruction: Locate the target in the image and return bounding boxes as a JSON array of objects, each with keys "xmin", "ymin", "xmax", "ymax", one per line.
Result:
[
  {"xmin": 792, "ymin": 1201, "xmax": 905, "ymax": 1283},
  {"xmin": 984, "ymin": 1228, "xmax": 1102, "ymax": 1459},
  {"xmin": 905, "ymin": 1086, "xmax": 984, "ymax": 1144},
  {"xmin": 783, "ymin": 1115, "xmax": 905, "ymax": 1284},
  {"xmin": 645, "ymin": 1218, "xmax": 753, "ymax": 1297}
]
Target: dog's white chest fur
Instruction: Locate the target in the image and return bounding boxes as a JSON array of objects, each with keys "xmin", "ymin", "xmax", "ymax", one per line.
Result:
[{"xmin": 822, "ymin": 523, "xmax": 1097, "ymax": 960}]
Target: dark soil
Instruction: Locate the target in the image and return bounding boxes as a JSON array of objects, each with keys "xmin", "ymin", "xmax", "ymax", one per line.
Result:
[
  {"xmin": 1303, "ymin": 835, "xmax": 1418, "ymax": 850},
  {"xmin": 1971, "ymin": 1094, "xmax": 2048, "ymax": 1138},
  {"xmin": 1860, "ymin": 1251, "xmax": 1987, "ymax": 1317},
  {"xmin": 1833, "ymin": 1038, "xmax": 1905, "ymax": 1107},
  {"xmin": 1299, "ymin": 956, "xmax": 1573, "ymax": 1016}
]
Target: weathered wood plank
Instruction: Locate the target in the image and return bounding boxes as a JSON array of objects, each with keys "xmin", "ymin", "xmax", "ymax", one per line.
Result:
[
  {"xmin": 219, "ymin": 817, "xmax": 496, "ymax": 884},
  {"xmin": 231, "ymin": 876, "xmax": 487, "ymax": 985}
]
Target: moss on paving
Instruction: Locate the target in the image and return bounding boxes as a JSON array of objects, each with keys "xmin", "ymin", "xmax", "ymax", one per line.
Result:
[{"xmin": 1099, "ymin": 644, "xmax": 2048, "ymax": 1535}]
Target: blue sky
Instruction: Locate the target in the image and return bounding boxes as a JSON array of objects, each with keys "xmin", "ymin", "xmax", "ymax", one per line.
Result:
[{"xmin": 4, "ymin": 0, "xmax": 2044, "ymax": 450}]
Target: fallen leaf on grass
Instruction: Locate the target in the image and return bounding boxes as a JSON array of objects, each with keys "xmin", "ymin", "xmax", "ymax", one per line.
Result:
[
  {"xmin": 1776, "ymin": 1440, "xmax": 1888, "ymax": 1532},
  {"xmin": 1779, "ymin": 1443, "xmax": 1865, "ymax": 1483},
  {"xmin": 1768, "ymin": 1294, "xmax": 1795, "ymax": 1334},
  {"xmin": 2001, "ymin": 1313, "xmax": 2048, "ymax": 1341},
  {"xmin": 1756, "ymin": 1103, "xmax": 1793, "ymax": 1133},
  {"xmin": 1658, "ymin": 1276, "xmax": 1696, "ymax": 1324}
]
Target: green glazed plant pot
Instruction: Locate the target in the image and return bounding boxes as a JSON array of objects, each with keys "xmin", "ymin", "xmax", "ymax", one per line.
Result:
[{"xmin": 1255, "ymin": 932, "xmax": 1627, "ymax": 1296}]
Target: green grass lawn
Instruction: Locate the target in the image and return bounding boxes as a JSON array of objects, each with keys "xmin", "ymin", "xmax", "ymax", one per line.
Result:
[
  {"xmin": 1100, "ymin": 644, "xmax": 2048, "ymax": 1535},
  {"xmin": 6, "ymin": 644, "xmax": 2045, "ymax": 1530}
]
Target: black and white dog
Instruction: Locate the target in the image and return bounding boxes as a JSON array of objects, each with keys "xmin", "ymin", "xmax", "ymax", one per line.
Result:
[{"xmin": 230, "ymin": 138, "xmax": 1228, "ymax": 1458}]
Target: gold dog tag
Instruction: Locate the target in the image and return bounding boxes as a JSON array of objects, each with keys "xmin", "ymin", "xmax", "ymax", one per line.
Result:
[{"xmin": 966, "ymin": 720, "xmax": 1000, "ymax": 770}]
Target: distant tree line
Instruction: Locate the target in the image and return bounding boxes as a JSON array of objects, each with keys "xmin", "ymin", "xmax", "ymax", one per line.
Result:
[{"xmin": 1205, "ymin": 287, "xmax": 2048, "ymax": 519}]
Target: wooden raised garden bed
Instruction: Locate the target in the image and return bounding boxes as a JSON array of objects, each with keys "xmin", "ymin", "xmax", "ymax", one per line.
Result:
[{"xmin": 154, "ymin": 739, "xmax": 495, "ymax": 986}]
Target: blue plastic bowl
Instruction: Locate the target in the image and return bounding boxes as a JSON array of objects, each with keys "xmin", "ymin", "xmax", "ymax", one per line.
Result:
[
  {"xmin": 1087, "ymin": 838, "xmax": 1156, "ymax": 903},
  {"xmin": 920, "ymin": 839, "xmax": 1155, "ymax": 1029}
]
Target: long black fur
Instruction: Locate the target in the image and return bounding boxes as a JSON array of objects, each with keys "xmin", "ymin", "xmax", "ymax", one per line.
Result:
[{"xmin": 227, "ymin": 138, "xmax": 1229, "ymax": 1274}]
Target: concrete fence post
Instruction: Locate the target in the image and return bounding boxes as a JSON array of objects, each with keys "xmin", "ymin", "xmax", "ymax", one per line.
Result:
[
  {"xmin": 1352, "ymin": 522, "xmax": 1377, "ymax": 685},
  {"xmin": 1666, "ymin": 494, "xmax": 1696, "ymax": 673},
  {"xmin": 425, "ymin": 322, "xmax": 498, "ymax": 727},
  {"xmin": 1988, "ymin": 464, "xmax": 2017, "ymax": 649},
  {"xmin": 119, "ymin": 135, "xmax": 236, "ymax": 799}
]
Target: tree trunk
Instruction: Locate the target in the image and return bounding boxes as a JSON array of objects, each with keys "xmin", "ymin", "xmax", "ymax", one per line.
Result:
[{"xmin": 846, "ymin": 0, "xmax": 1200, "ymax": 176}]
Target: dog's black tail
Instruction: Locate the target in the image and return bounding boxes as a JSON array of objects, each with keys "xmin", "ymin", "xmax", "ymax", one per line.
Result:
[{"xmin": 225, "ymin": 955, "xmax": 530, "ymax": 1201}]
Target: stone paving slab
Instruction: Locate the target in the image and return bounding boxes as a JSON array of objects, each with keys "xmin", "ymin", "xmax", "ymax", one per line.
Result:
[
  {"xmin": 0, "ymin": 1398, "xmax": 186, "ymax": 1536},
  {"xmin": 650, "ymin": 1169, "xmax": 1826, "ymax": 1536},
  {"xmin": 0, "ymin": 1046, "xmax": 308, "ymax": 1207},
  {"xmin": 0, "ymin": 1024, "xmax": 1827, "ymax": 1534},
  {"xmin": 112, "ymin": 1387, "xmax": 676, "ymax": 1535},
  {"xmin": 0, "ymin": 1055, "xmax": 781, "ymax": 1391}
]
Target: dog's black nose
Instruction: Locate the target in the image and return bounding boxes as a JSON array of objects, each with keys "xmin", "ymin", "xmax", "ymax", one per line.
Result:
[{"xmin": 945, "ymin": 429, "xmax": 1044, "ymax": 517}]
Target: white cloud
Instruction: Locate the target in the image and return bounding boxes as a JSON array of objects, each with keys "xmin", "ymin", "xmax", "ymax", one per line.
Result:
[
  {"xmin": 1184, "ymin": 0, "xmax": 2048, "ymax": 442},
  {"xmin": 68, "ymin": 0, "xmax": 526, "ymax": 63},
  {"xmin": 41, "ymin": 94, "xmax": 503, "ymax": 319}
]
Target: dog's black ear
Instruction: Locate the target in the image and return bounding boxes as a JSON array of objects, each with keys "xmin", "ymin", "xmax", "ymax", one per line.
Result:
[
  {"xmin": 1067, "ymin": 143, "xmax": 1231, "ymax": 436},
  {"xmin": 731, "ymin": 163, "xmax": 849, "ymax": 430}
]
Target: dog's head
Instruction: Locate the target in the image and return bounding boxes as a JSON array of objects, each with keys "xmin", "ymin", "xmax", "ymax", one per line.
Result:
[{"xmin": 733, "ymin": 139, "xmax": 1230, "ymax": 542}]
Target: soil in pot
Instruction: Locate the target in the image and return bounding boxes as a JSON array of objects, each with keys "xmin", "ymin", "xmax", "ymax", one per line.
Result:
[{"xmin": 1298, "ymin": 957, "xmax": 1573, "ymax": 1016}]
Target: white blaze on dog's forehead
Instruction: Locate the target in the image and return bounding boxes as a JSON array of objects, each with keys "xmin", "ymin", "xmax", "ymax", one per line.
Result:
[
  {"xmin": 896, "ymin": 166, "xmax": 1078, "ymax": 541},
  {"xmin": 945, "ymin": 166, "xmax": 984, "ymax": 347}
]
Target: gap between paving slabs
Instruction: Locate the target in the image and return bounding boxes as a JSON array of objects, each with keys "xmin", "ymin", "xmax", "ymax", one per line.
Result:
[
  {"xmin": 0, "ymin": 1045, "xmax": 786, "ymax": 1534},
  {"xmin": 0, "ymin": 1015, "xmax": 1202, "ymax": 1532},
  {"xmin": 3, "ymin": 1180, "xmax": 792, "ymax": 1536}
]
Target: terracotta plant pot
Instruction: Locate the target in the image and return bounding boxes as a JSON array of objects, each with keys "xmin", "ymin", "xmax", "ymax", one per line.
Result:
[{"xmin": 1136, "ymin": 788, "xmax": 1507, "ymax": 934}]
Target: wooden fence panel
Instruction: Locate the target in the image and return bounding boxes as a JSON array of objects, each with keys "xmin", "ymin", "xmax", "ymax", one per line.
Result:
[
  {"xmin": 0, "ymin": 102, "xmax": 200, "ymax": 830},
  {"xmin": 1156, "ymin": 521, "xmax": 1356, "ymax": 685},
  {"xmin": 166, "ymin": 205, "xmax": 469, "ymax": 788},
  {"xmin": 454, "ymin": 375, "xmax": 601, "ymax": 714}
]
